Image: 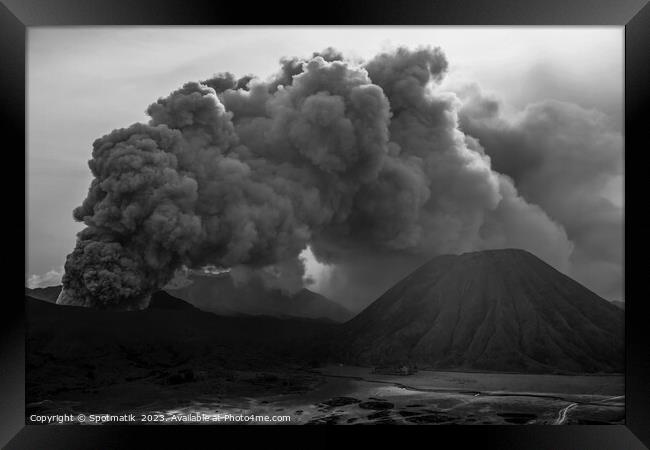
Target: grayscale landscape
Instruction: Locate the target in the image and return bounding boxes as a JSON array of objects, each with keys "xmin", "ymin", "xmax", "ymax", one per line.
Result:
[{"xmin": 26, "ymin": 28, "xmax": 623, "ymax": 425}]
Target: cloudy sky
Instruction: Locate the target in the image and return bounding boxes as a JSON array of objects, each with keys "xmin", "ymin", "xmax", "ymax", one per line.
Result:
[{"xmin": 27, "ymin": 27, "xmax": 623, "ymax": 306}]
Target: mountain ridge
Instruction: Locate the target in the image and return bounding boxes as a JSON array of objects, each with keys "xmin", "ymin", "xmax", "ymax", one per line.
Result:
[
  {"xmin": 336, "ymin": 248, "xmax": 623, "ymax": 374},
  {"xmin": 24, "ymin": 278, "xmax": 351, "ymax": 323},
  {"xmin": 165, "ymin": 273, "xmax": 352, "ymax": 322}
]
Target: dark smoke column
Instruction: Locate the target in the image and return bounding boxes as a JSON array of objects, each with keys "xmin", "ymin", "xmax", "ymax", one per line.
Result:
[
  {"xmin": 57, "ymin": 122, "xmax": 202, "ymax": 310},
  {"xmin": 56, "ymin": 56, "xmax": 397, "ymax": 310},
  {"xmin": 57, "ymin": 239, "xmax": 155, "ymax": 310}
]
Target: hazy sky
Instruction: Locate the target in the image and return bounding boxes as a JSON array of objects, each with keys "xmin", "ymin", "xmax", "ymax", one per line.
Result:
[{"xmin": 27, "ymin": 27, "xmax": 623, "ymax": 302}]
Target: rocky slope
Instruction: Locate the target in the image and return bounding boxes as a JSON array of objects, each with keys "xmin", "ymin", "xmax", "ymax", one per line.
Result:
[{"xmin": 336, "ymin": 249, "xmax": 624, "ymax": 374}]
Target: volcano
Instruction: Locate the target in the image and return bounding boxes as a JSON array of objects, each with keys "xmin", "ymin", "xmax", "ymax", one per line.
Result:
[
  {"xmin": 165, "ymin": 272, "xmax": 352, "ymax": 322},
  {"xmin": 337, "ymin": 249, "xmax": 623, "ymax": 374}
]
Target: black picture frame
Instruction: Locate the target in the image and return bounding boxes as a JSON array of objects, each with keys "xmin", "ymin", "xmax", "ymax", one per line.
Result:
[{"xmin": 3, "ymin": 0, "xmax": 648, "ymax": 448}]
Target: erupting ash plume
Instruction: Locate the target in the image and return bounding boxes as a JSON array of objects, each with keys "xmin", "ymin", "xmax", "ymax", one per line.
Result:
[{"xmin": 58, "ymin": 46, "xmax": 572, "ymax": 310}]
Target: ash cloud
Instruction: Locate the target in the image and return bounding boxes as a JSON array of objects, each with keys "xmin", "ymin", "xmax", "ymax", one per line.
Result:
[
  {"xmin": 61, "ymin": 46, "xmax": 587, "ymax": 310},
  {"xmin": 458, "ymin": 84, "xmax": 623, "ymax": 301}
]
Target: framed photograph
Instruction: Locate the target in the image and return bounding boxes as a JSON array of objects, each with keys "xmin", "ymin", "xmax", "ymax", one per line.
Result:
[{"xmin": 4, "ymin": 0, "xmax": 649, "ymax": 448}]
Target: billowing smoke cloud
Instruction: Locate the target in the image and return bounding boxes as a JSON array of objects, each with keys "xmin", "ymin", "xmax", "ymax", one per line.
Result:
[
  {"xmin": 457, "ymin": 84, "xmax": 623, "ymax": 301},
  {"xmin": 60, "ymin": 46, "xmax": 576, "ymax": 310}
]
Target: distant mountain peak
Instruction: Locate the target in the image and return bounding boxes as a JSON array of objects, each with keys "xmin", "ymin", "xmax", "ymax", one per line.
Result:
[
  {"xmin": 166, "ymin": 272, "xmax": 353, "ymax": 322},
  {"xmin": 25, "ymin": 285, "xmax": 62, "ymax": 303}
]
